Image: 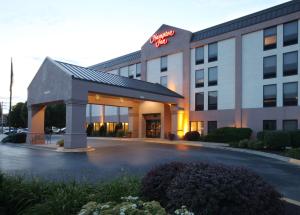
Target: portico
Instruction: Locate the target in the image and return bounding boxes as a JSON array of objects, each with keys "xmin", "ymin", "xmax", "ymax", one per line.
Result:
[{"xmin": 27, "ymin": 57, "xmax": 185, "ymax": 149}]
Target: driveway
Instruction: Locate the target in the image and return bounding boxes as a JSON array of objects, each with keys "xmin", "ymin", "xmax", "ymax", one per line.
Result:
[{"xmin": 1, "ymin": 137, "xmax": 300, "ymax": 202}]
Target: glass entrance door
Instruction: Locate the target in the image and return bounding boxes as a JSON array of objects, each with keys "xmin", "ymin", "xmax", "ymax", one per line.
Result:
[{"xmin": 146, "ymin": 120, "xmax": 161, "ymax": 138}]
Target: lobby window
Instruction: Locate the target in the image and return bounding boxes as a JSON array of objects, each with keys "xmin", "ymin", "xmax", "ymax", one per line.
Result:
[
  {"xmin": 263, "ymin": 55, "xmax": 276, "ymax": 79},
  {"xmin": 283, "ymin": 20, "xmax": 298, "ymax": 46},
  {"xmin": 263, "ymin": 120, "xmax": 277, "ymax": 131},
  {"xmin": 283, "ymin": 120, "xmax": 298, "ymax": 131},
  {"xmin": 128, "ymin": 65, "xmax": 135, "ymax": 79},
  {"xmin": 263, "ymin": 26, "xmax": 277, "ymax": 50},
  {"xmin": 283, "ymin": 51, "xmax": 298, "ymax": 76},
  {"xmin": 283, "ymin": 82, "xmax": 298, "ymax": 106},
  {"xmin": 190, "ymin": 121, "xmax": 204, "ymax": 135},
  {"xmin": 208, "ymin": 91, "xmax": 217, "ymax": 110},
  {"xmin": 136, "ymin": 63, "xmax": 141, "ymax": 78},
  {"xmin": 161, "ymin": 56, "xmax": 168, "ymax": 72},
  {"xmin": 208, "ymin": 42, "xmax": 218, "ymax": 62},
  {"xmin": 195, "ymin": 47, "xmax": 204, "ymax": 65},
  {"xmin": 195, "ymin": 92, "xmax": 204, "ymax": 111},
  {"xmin": 208, "ymin": 67, "xmax": 218, "ymax": 86},
  {"xmin": 160, "ymin": 76, "xmax": 167, "ymax": 87},
  {"xmin": 195, "ymin": 69, "xmax": 204, "ymax": 88},
  {"xmin": 207, "ymin": 121, "xmax": 217, "ymax": 134},
  {"xmin": 263, "ymin": 84, "xmax": 277, "ymax": 107}
]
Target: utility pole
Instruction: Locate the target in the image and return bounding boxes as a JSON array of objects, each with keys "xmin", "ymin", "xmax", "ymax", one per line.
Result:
[
  {"xmin": 0, "ymin": 102, "xmax": 3, "ymax": 133},
  {"xmin": 8, "ymin": 58, "xmax": 13, "ymax": 133}
]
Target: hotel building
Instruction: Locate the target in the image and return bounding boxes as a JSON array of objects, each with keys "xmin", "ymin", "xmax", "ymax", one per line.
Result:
[{"xmin": 28, "ymin": 0, "xmax": 300, "ymax": 148}]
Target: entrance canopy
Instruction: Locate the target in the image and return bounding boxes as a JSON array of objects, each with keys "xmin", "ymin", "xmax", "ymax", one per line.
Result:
[{"xmin": 27, "ymin": 57, "xmax": 184, "ymax": 149}]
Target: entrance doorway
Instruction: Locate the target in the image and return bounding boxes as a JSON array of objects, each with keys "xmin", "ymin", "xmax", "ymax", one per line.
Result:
[{"xmin": 144, "ymin": 114, "xmax": 161, "ymax": 138}]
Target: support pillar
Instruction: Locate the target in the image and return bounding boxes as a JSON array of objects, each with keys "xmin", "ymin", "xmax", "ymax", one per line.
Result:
[
  {"xmin": 64, "ymin": 100, "xmax": 87, "ymax": 149},
  {"xmin": 27, "ymin": 104, "xmax": 46, "ymax": 144},
  {"xmin": 128, "ymin": 106, "xmax": 139, "ymax": 138},
  {"xmin": 171, "ymin": 104, "xmax": 187, "ymax": 139}
]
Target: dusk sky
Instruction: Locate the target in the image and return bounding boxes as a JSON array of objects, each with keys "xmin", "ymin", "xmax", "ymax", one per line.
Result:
[{"xmin": 0, "ymin": 0, "xmax": 287, "ymax": 113}]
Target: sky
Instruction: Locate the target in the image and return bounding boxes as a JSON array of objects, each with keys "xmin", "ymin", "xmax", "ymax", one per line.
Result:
[{"xmin": 0, "ymin": 0, "xmax": 288, "ymax": 113}]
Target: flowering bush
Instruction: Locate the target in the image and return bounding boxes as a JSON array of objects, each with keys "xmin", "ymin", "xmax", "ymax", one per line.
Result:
[{"xmin": 78, "ymin": 196, "xmax": 167, "ymax": 215}]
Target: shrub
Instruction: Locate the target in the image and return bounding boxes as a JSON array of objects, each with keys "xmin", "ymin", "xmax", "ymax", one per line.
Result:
[
  {"xmin": 285, "ymin": 148, "xmax": 300, "ymax": 159},
  {"xmin": 116, "ymin": 130, "xmax": 125, "ymax": 137},
  {"xmin": 238, "ymin": 139, "xmax": 248, "ymax": 148},
  {"xmin": 1, "ymin": 132, "xmax": 27, "ymax": 143},
  {"xmin": 289, "ymin": 130, "xmax": 300, "ymax": 148},
  {"xmin": 264, "ymin": 131, "xmax": 290, "ymax": 150},
  {"xmin": 86, "ymin": 123, "xmax": 93, "ymax": 136},
  {"xmin": 141, "ymin": 162, "xmax": 187, "ymax": 206},
  {"xmin": 157, "ymin": 162, "xmax": 283, "ymax": 215},
  {"xmin": 204, "ymin": 127, "xmax": 252, "ymax": 143},
  {"xmin": 167, "ymin": 132, "xmax": 176, "ymax": 141},
  {"xmin": 56, "ymin": 139, "xmax": 64, "ymax": 147},
  {"xmin": 229, "ymin": 141, "xmax": 239, "ymax": 148},
  {"xmin": 247, "ymin": 140, "xmax": 264, "ymax": 150},
  {"xmin": 98, "ymin": 124, "xmax": 107, "ymax": 137},
  {"xmin": 78, "ymin": 197, "xmax": 167, "ymax": 215},
  {"xmin": 184, "ymin": 131, "xmax": 200, "ymax": 141},
  {"xmin": 256, "ymin": 131, "xmax": 266, "ymax": 141}
]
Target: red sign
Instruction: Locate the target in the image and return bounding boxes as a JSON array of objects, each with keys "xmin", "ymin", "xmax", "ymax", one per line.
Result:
[{"xmin": 149, "ymin": 30, "xmax": 175, "ymax": 48}]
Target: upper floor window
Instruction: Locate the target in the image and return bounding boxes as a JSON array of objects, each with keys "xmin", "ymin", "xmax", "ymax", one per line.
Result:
[
  {"xmin": 195, "ymin": 69, "xmax": 204, "ymax": 88},
  {"xmin": 263, "ymin": 120, "xmax": 277, "ymax": 131},
  {"xmin": 160, "ymin": 76, "xmax": 167, "ymax": 87},
  {"xmin": 136, "ymin": 63, "xmax": 141, "ymax": 78},
  {"xmin": 264, "ymin": 26, "xmax": 277, "ymax": 50},
  {"xmin": 263, "ymin": 84, "xmax": 277, "ymax": 107},
  {"xmin": 283, "ymin": 82, "xmax": 298, "ymax": 106},
  {"xmin": 120, "ymin": 66, "xmax": 128, "ymax": 77},
  {"xmin": 283, "ymin": 21, "xmax": 298, "ymax": 46},
  {"xmin": 283, "ymin": 51, "xmax": 298, "ymax": 76},
  {"xmin": 208, "ymin": 91, "xmax": 217, "ymax": 110},
  {"xmin": 195, "ymin": 92, "xmax": 204, "ymax": 111},
  {"xmin": 208, "ymin": 42, "xmax": 218, "ymax": 62},
  {"xmin": 283, "ymin": 120, "xmax": 298, "ymax": 131},
  {"xmin": 208, "ymin": 67, "xmax": 218, "ymax": 86},
  {"xmin": 207, "ymin": 121, "xmax": 217, "ymax": 134},
  {"xmin": 263, "ymin": 55, "xmax": 276, "ymax": 79},
  {"xmin": 195, "ymin": 47, "xmax": 204, "ymax": 65},
  {"xmin": 128, "ymin": 65, "xmax": 135, "ymax": 79},
  {"xmin": 161, "ymin": 56, "xmax": 168, "ymax": 72}
]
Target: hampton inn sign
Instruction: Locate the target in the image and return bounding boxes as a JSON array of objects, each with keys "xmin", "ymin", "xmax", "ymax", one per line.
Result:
[{"xmin": 149, "ymin": 30, "xmax": 175, "ymax": 47}]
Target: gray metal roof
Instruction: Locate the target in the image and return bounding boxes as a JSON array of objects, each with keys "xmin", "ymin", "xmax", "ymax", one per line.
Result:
[
  {"xmin": 191, "ymin": 0, "xmax": 300, "ymax": 42},
  {"xmin": 55, "ymin": 60, "xmax": 183, "ymax": 99},
  {"xmin": 89, "ymin": 51, "xmax": 141, "ymax": 71}
]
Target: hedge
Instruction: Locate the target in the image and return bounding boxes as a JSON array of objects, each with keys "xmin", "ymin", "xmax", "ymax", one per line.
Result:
[
  {"xmin": 204, "ymin": 127, "xmax": 252, "ymax": 143},
  {"xmin": 1, "ymin": 133, "xmax": 27, "ymax": 143}
]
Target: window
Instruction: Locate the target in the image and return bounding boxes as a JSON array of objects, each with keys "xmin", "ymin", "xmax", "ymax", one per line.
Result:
[
  {"xmin": 263, "ymin": 84, "xmax": 277, "ymax": 107},
  {"xmin": 160, "ymin": 76, "xmax": 167, "ymax": 87},
  {"xmin": 208, "ymin": 67, "xmax": 218, "ymax": 86},
  {"xmin": 208, "ymin": 42, "xmax": 218, "ymax": 62},
  {"xmin": 208, "ymin": 91, "xmax": 217, "ymax": 110},
  {"xmin": 136, "ymin": 63, "xmax": 141, "ymax": 77},
  {"xmin": 128, "ymin": 65, "xmax": 135, "ymax": 79},
  {"xmin": 195, "ymin": 92, "xmax": 204, "ymax": 111},
  {"xmin": 283, "ymin": 51, "xmax": 298, "ymax": 76},
  {"xmin": 195, "ymin": 47, "xmax": 204, "ymax": 64},
  {"xmin": 283, "ymin": 82, "xmax": 298, "ymax": 106},
  {"xmin": 120, "ymin": 66, "xmax": 128, "ymax": 77},
  {"xmin": 283, "ymin": 120, "xmax": 298, "ymax": 131},
  {"xmin": 263, "ymin": 120, "xmax": 277, "ymax": 130},
  {"xmin": 161, "ymin": 56, "xmax": 167, "ymax": 72},
  {"xmin": 195, "ymin": 69, "xmax": 204, "ymax": 88},
  {"xmin": 283, "ymin": 21, "xmax": 298, "ymax": 46},
  {"xmin": 264, "ymin": 26, "xmax": 277, "ymax": 50},
  {"xmin": 190, "ymin": 121, "xmax": 204, "ymax": 135},
  {"xmin": 263, "ymin": 55, "xmax": 276, "ymax": 79},
  {"xmin": 207, "ymin": 121, "xmax": 217, "ymax": 134}
]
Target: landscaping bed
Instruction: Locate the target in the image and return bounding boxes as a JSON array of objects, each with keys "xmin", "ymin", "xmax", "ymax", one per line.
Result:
[{"xmin": 1, "ymin": 162, "xmax": 299, "ymax": 215}]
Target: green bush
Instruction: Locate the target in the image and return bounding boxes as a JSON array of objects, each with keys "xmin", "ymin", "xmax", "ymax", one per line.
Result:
[
  {"xmin": 289, "ymin": 130, "xmax": 300, "ymax": 148},
  {"xmin": 264, "ymin": 131, "xmax": 290, "ymax": 150},
  {"xmin": 238, "ymin": 139, "xmax": 249, "ymax": 148},
  {"xmin": 0, "ymin": 173, "xmax": 140, "ymax": 215},
  {"xmin": 56, "ymin": 139, "xmax": 64, "ymax": 147},
  {"xmin": 204, "ymin": 127, "xmax": 252, "ymax": 143},
  {"xmin": 256, "ymin": 131, "xmax": 266, "ymax": 141},
  {"xmin": 116, "ymin": 130, "xmax": 125, "ymax": 137},
  {"xmin": 184, "ymin": 131, "xmax": 200, "ymax": 141},
  {"xmin": 247, "ymin": 140, "xmax": 264, "ymax": 150},
  {"xmin": 285, "ymin": 148, "xmax": 300, "ymax": 160},
  {"xmin": 78, "ymin": 196, "xmax": 167, "ymax": 215},
  {"xmin": 1, "ymin": 132, "xmax": 27, "ymax": 143}
]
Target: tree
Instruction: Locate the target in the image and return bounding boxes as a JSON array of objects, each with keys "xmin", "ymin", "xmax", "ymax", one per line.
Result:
[
  {"xmin": 45, "ymin": 104, "xmax": 66, "ymax": 128},
  {"xmin": 8, "ymin": 102, "xmax": 27, "ymax": 128}
]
